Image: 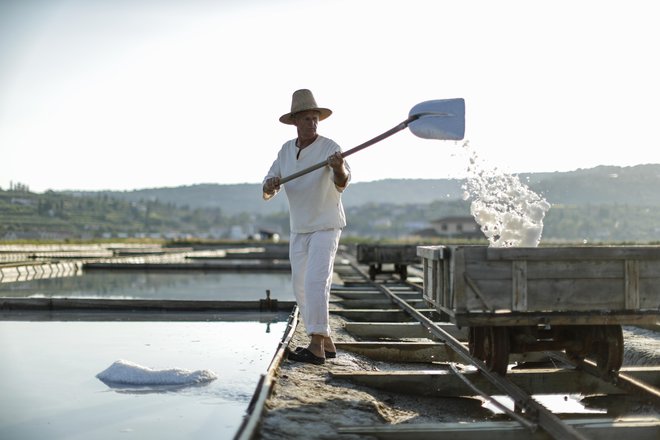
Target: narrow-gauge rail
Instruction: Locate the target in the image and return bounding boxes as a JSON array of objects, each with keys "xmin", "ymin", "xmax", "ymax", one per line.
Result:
[
  {"xmin": 244, "ymin": 250, "xmax": 660, "ymax": 440},
  {"xmin": 417, "ymin": 245, "xmax": 660, "ymax": 377},
  {"xmin": 343, "ymin": 257, "xmax": 660, "ymax": 439}
]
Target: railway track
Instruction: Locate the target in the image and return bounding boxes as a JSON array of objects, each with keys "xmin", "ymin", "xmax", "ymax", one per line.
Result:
[
  {"xmin": 342, "ymin": 256, "xmax": 659, "ymax": 438},
  {"xmin": 240, "ymin": 253, "xmax": 660, "ymax": 440}
]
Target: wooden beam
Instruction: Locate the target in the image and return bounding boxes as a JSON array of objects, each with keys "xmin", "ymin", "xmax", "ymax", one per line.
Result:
[
  {"xmin": 332, "ymin": 290, "xmax": 422, "ymax": 300},
  {"xmin": 82, "ymin": 262, "xmax": 291, "ymax": 271},
  {"xmin": 343, "ymin": 322, "xmax": 468, "ymax": 340},
  {"xmin": 452, "ymin": 310, "xmax": 660, "ymax": 327},
  {"xmin": 331, "ymin": 291, "xmax": 385, "ymax": 300},
  {"xmin": 331, "ymin": 299, "xmax": 428, "ymax": 309},
  {"xmin": 334, "ymin": 341, "xmax": 551, "ymax": 364},
  {"xmin": 0, "ymin": 309, "xmax": 288, "ymax": 322},
  {"xmin": 335, "ymin": 341, "xmax": 462, "ymax": 363},
  {"xmin": 486, "ymin": 246, "xmax": 660, "ymax": 261},
  {"xmin": 0, "ymin": 298, "xmax": 297, "ymax": 312},
  {"xmin": 330, "ymin": 367, "xmax": 660, "ymax": 397},
  {"xmin": 330, "ymin": 309, "xmax": 439, "ymax": 322},
  {"xmin": 512, "ymin": 260, "xmax": 528, "ymax": 311},
  {"xmin": 625, "ymin": 260, "xmax": 641, "ymax": 309},
  {"xmin": 338, "ymin": 417, "xmax": 660, "ymax": 440}
]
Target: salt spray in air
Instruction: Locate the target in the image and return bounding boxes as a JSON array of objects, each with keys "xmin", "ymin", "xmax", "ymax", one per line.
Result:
[{"xmin": 460, "ymin": 142, "xmax": 551, "ymax": 247}]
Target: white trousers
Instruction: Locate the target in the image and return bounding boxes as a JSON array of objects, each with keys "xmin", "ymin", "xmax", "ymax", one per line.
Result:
[{"xmin": 289, "ymin": 229, "xmax": 341, "ymax": 336}]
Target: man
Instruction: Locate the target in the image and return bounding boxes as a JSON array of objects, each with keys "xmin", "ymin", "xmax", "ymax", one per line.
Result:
[{"xmin": 262, "ymin": 89, "xmax": 350, "ymax": 365}]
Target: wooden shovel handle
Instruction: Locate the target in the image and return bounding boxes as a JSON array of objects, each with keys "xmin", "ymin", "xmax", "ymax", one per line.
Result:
[{"xmin": 279, "ymin": 117, "xmax": 415, "ymax": 185}]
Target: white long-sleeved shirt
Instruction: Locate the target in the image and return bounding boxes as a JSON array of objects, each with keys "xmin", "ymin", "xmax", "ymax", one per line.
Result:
[{"xmin": 262, "ymin": 135, "xmax": 350, "ymax": 233}]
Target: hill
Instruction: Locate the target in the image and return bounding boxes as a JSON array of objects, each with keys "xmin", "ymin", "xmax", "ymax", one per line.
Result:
[
  {"xmin": 523, "ymin": 164, "xmax": 660, "ymax": 205},
  {"xmin": 4, "ymin": 164, "xmax": 660, "ymax": 242},
  {"xmin": 66, "ymin": 180, "xmax": 466, "ymax": 216},
  {"xmin": 67, "ymin": 164, "xmax": 660, "ymax": 215}
]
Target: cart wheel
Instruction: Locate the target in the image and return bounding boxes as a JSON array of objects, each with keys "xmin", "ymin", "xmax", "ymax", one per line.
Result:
[
  {"xmin": 482, "ymin": 326, "xmax": 510, "ymax": 375},
  {"xmin": 565, "ymin": 326, "xmax": 591, "ymax": 362},
  {"xmin": 468, "ymin": 327, "xmax": 486, "ymax": 360},
  {"xmin": 368, "ymin": 265, "xmax": 376, "ymax": 281},
  {"xmin": 566, "ymin": 325, "xmax": 624, "ymax": 374},
  {"xmin": 592, "ymin": 325, "xmax": 624, "ymax": 374}
]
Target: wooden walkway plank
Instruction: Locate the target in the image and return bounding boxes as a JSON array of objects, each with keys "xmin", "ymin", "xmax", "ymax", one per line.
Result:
[
  {"xmin": 335, "ymin": 341, "xmax": 463, "ymax": 363},
  {"xmin": 332, "ymin": 290, "xmax": 422, "ymax": 300},
  {"xmin": 343, "ymin": 322, "xmax": 468, "ymax": 340},
  {"xmin": 330, "ymin": 308, "xmax": 438, "ymax": 322},
  {"xmin": 335, "ymin": 341, "xmax": 553, "ymax": 364},
  {"xmin": 331, "ymin": 298, "xmax": 429, "ymax": 309},
  {"xmin": 330, "ymin": 367, "xmax": 660, "ymax": 397}
]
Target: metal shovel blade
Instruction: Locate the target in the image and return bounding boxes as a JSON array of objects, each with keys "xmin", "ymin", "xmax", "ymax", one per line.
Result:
[{"xmin": 408, "ymin": 98, "xmax": 465, "ymax": 140}]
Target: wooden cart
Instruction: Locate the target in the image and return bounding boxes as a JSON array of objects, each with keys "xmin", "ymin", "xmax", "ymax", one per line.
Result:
[
  {"xmin": 417, "ymin": 245, "xmax": 660, "ymax": 375},
  {"xmin": 357, "ymin": 244, "xmax": 420, "ymax": 281}
]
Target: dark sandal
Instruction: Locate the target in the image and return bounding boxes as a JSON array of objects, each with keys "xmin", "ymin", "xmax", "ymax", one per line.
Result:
[
  {"xmin": 295, "ymin": 346, "xmax": 336, "ymax": 359},
  {"xmin": 288, "ymin": 348, "xmax": 325, "ymax": 365}
]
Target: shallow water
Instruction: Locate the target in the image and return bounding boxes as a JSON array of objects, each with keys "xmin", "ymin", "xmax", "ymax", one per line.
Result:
[
  {"xmin": 0, "ymin": 319, "xmax": 289, "ymax": 439},
  {"xmin": 0, "ymin": 271, "xmax": 295, "ymax": 301}
]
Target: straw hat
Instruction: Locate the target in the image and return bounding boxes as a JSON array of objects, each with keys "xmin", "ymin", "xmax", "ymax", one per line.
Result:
[{"xmin": 279, "ymin": 89, "xmax": 332, "ymax": 125}]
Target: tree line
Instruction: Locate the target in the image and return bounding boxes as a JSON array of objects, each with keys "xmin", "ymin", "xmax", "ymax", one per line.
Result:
[{"xmin": 3, "ymin": 187, "xmax": 660, "ymax": 243}]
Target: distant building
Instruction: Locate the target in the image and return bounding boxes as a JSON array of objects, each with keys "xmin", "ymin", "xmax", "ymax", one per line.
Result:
[
  {"xmin": 429, "ymin": 216, "xmax": 482, "ymax": 238},
  {"xmin": 10, "ymin": 198, "xmax": 34, "ymax": 206}
]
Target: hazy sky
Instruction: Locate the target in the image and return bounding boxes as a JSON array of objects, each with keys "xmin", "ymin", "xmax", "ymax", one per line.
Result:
[{"xmin": 2, "ymin": 0, "xmax": 658, "ymax": 192}]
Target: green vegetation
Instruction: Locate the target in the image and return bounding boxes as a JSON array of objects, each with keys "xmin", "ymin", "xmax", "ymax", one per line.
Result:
[
  {"xmin": 3, "ymin": 164, "xmax": 660, "ymax": 243},
  {"xmin": 1, "ymin": 187, "xmax": 231, "ymax": 240}
]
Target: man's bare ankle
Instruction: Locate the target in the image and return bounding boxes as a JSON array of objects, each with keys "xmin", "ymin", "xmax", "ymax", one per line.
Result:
[{"xmin": 323, "ymin": 337, "xmax": 336, "ymax": 351}]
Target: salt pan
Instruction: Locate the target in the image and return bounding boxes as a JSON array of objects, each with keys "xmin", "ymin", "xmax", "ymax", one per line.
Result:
[
  {"xmin": 96, "ymin": 359, "xmax": 217, "ymax": 386},
  {"xmin": 461, "ymin": 142, "xmax": 551, "ymax": 247}
]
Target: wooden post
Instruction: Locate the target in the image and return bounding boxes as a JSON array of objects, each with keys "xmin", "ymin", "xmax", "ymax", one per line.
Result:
[
  {"xmin": 512, "ymin": 260, "xmax": 528, "ymax": 312},
  {"xmin": 453, "ymin": 248, "xmax": 467, "ymax": 312},
  {"xmin": 624, "ymin": 259, "xmax": 640, "ymax": 309}
]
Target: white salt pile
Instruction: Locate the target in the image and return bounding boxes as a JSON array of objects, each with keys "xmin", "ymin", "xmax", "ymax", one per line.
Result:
[
  {"xmin": 461, "ymin": 142, "xmax": 551, "ymax": 247},
  {"xmin": 96, "ymin": 359, "xmax": 217, "ymax": 386}
]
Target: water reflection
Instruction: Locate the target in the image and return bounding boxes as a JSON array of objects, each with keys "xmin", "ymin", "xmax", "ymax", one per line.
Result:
[
  {"xmin": 0, "ymin": 320, "xmax": 288, "ymax": 440},
  {"xmin": 98, "ymin": 381, "xmax": 211, "ymax": 394},
  {"xmin": 0, "ymin": 271, "xmax": 294, "ymax": 301}
]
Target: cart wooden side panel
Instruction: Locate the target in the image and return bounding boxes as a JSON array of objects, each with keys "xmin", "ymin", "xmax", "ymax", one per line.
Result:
[
  {"xmin": 357, "ymin": 244, "xmax": 419, "ymax": 265},
  {"xmin": 358, "ymin": 244, "xmax": 420, "ymax": 280},
  {"xmin": 418, "ymin": 245, "xmax": 660, "ymax": 327}
]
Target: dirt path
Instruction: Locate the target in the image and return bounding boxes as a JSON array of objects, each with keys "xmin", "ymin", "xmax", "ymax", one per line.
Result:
[{"xmin": 257, "ymin": 314, "xmax": 496, "ymax": 440}]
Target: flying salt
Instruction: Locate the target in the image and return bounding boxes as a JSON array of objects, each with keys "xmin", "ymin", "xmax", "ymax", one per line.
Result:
[
  {"xmin": 461, "ymin": 142, "xmax": 551, "ymax": 247},
  {"xmin": 96, "ymin": 359, "xmax": 217, "ymax": 386}
]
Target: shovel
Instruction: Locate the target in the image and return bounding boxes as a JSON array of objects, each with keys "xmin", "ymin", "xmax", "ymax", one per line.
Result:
[{"xmin": 278, "ymin": 98, "xmax": 465, "ymax": 184}]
